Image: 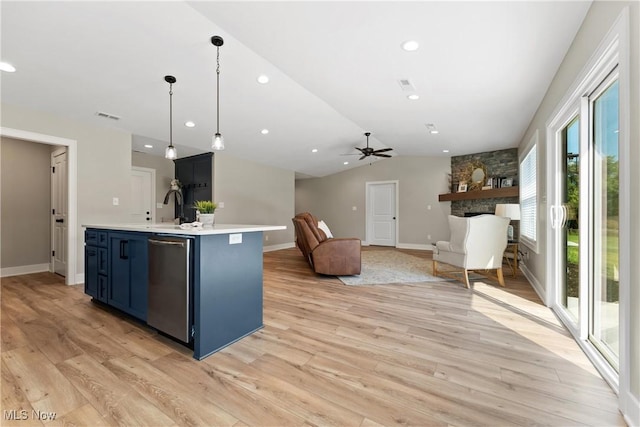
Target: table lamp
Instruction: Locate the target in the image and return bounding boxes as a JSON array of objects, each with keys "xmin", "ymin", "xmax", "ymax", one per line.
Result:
[{"xmin": 495, "ymin": 204, "xmax": 520, "ymax": 241}]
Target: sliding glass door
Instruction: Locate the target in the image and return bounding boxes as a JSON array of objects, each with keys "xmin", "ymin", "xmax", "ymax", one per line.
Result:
[
  {"xmin": 549, "ymin": 68, "xmax": 620, "ymax": 374},
  {"xmin": 589, "ymin": 76, "xmax": 619, "ymax": 369},
  {"xmin": 560, "ymin": 118, "xmax": 580, "ymax": 322}
]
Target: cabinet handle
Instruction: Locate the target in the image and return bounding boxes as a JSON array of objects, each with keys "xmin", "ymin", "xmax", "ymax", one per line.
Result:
[{"xmin": 120, "ymin": 240, "xmax": 129, "ymax": 260}]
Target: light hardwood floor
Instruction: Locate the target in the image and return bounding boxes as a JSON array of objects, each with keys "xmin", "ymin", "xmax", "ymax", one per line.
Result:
[{"xmin": 1, "ymin": 247, "xmax": 624, "ymax": 426}]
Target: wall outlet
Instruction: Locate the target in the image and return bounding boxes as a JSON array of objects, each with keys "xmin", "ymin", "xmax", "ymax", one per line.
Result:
[
  {"xmin": 427, "ymin": 205, "xmax": 431, "ymax": 210},
  {"xmin": 156, "ymin": 203, "xmax": 163, "ymax": 209},
  {"xmin": 352, "ymin": 206, "xmax": 357, "ymax": 211},
  {"xmin": 218, "ymin": 202, "xmax": 224, "ymax": 208},
  {"xmin": 265, "ymin": 235, "xmax": 269, "ymax": 241},
  {"xmin": 229, "ymin": 233, "xmax": 242, "ymax": 245},
  {"xmin": 427, "ymin": 234, "xmax": 431, "ymax": 240},
  {"xmin": 112, "ymin": 197, "xmax": 119, "ymax": 206}
]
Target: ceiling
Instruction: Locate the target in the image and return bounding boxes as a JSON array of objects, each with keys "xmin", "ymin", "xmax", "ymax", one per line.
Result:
[{"xmin": 1, "ymin": 1, "xmax": 591, "ymax": 178}]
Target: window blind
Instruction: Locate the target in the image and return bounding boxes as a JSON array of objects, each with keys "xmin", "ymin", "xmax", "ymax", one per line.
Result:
[{"xmin": 520, "ymin": 144, "xmax": 537, "ymax": 242}]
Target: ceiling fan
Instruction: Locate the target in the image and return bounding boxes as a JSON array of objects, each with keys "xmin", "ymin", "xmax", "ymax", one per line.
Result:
[{"xmin": 351, "ymin": 132, "xmax": 393, "ymax": 160}]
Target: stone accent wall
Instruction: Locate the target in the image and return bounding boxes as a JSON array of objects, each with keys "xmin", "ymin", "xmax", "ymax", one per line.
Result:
[{"xmin": 450, "ymin": 148, "xmax": 519, "ymax": 217}]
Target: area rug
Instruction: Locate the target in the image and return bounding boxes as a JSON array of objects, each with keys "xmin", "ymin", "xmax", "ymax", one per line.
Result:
[{"xmin": 338, "ymin": 250, "xmax": 444, "ymax": 286}]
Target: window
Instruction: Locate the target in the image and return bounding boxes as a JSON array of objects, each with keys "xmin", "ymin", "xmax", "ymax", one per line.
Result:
[{"xmin": 520, "ymin": 132, "xmax": 538, "ymax": 251}]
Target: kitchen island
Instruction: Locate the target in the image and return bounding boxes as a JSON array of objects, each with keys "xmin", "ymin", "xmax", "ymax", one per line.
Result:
[{"xmin": 83, "ymin": 223, "xmax": 286, "ymax": 360}]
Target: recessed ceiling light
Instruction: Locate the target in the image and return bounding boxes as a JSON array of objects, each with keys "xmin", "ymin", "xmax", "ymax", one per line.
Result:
[
  {"xmin": 144, "ymin": 144, "xmax": 153, "ymax": 148},
  {"xmin": 261, "ymin": 128, "xmax": 269, "ymax": 135},
  {"xmin": 430, "ymin": 130, "xmax": 440, "ymax": 134},
  {"xmin": 407, "ymin": 94, "xmax": 420, "ymax": 100},
  {"xmin": 257, "ymin": 75, "xmax": 269, "ymax": 84},
  {"xmin": 185, "ymin": 121, "xmax": 195, "ymax": 128},
  {"xmin": 401, "ymin": 40, "xmax": 419, "ymax": 52},
  {"xmin": 343, "ymin": 161, "xmax": 349, "ymax": 165},
  {"xmin": 311, "ymin": 148, "xmax": 318, "ymax": 153},
  {"xmin": 0, "ymin": 62, "xmax": 16, "ymax": 72},
  {"xmin": 443, "ymin": 149, "xmax": 450, "ymax": 153},
  {"xmin": 426, "ymin": 123, "xmax": 439, "ymax": 134}
]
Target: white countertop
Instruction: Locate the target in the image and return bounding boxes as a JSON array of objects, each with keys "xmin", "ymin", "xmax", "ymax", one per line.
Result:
[{"xmin": 83, "ymin": 223, "xmax": 286, "ymax": 236}]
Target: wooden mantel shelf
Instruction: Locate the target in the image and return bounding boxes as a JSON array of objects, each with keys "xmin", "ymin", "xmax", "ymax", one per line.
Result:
[{"xmin": 439, "ymin": 186, "xmax": 519, "ymax": 202}]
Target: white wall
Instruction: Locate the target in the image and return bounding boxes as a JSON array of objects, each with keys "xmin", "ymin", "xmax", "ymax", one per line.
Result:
[
  {"xmin": 0, "ymin": 137, "xmax": 51, "ymax": 269},
  {"xmin": 1, "ymin": 103, "xmax": 133, "ymax": 281},
  {"xmin": 213, "ymin": 152, "xmax": 294, "ymax": 247},
  {"xmin": 295, "ymin": 156, "xmax": 451, "ymax": 247}
]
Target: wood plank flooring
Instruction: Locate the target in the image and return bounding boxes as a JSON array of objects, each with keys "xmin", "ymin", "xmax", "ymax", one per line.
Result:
[{"xmin": 1, "ymin": 247, "xmax": 624, "ymax": 426}]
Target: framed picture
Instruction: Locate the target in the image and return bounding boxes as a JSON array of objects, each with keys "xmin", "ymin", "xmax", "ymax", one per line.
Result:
[
  {"xmin": 458, "ymin": 183, "xmax": 468, "ymax": 192},
  {"xmin": 501, "ymin": 178, "xmax": 513, "ymax": 188}
]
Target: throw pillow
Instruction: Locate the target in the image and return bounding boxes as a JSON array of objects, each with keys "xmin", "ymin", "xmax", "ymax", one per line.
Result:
[{"xmin": 317, "ymin": 220, "xmax": 334, "ymax": 239}]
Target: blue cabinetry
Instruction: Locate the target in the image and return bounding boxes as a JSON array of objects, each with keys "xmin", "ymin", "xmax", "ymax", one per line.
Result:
[
  {"xmin": 84, "ymin": 226, "xmax": 268, "ymax": 360},
  {"xmin": 84, "ymin": 230, "xmax": 108, "ymax": 302},
  {"xmin": 85, "ymin": 229, "xmax": 148, "ymax": 321},
  {"xmin": 108, "ymin": 232, "xmax": 148, "ymax": 320}
]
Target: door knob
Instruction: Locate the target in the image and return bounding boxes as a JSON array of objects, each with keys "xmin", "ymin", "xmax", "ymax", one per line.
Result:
[
  {"xmin": 146, "ymin": 217, "xmax": 151, "ymax": 221},
  {"xmin": 393, "ymin": 217, "xmax": 396, "ymax": 220}
]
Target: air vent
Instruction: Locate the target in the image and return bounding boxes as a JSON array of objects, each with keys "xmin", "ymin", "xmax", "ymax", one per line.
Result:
[
  {"xmin": 95, "ymin": 111, "xmax": 121, "ymax": 121},
  {"xmin": 397, "ymin": 79, "xmax": 416, "ymax": 92}
]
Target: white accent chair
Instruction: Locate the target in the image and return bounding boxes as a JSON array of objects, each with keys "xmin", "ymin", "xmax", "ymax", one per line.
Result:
[{"xmin": 432, "ymin": 214, "xmax": 510, "ymax": 288}]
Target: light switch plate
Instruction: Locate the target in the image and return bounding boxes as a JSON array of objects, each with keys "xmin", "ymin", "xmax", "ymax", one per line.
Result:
[
  {"xmin": 218, "ymin": 202, "xmax": 225, "ymax": 208},
  {"xmin": 229, "ymin": 233, "xmax": 242, "ymax": 245},
  {"xmin": 156, "ymin": 203, "xmax": 164, "ymax": 209},
  {"xmin": 112, "ymin": 197, "xmax": 119, "ymax": 206}
]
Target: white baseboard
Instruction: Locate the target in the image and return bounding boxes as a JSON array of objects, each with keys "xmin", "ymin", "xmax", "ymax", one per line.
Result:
[
  {"xmin": 396, "ymin": 243, "xmax": 434, "ymax": 251},
  {"xmin": 74, "ymin": 273, "xmax": 85, "ymax": 285},
  {"xmin": 0, "ymin": 263, "xmax": 51, "ymax": 278},
  {"xmin": 520, "ymin": 262, "xmax": 547, "ymax": 306},
  {"xmin": 622, "ymin": 391, "xmax": 640, "ymax": 427},
  {"xmin": 263, "ymin": 242, "xmax": 295, "ymax": 253}
]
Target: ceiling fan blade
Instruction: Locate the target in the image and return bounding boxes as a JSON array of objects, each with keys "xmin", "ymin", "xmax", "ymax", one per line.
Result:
[
  {"xmin": 374, "ymin": 153, "xmax": 392, "ymax": 158},
  {"xmin": 373, "ymin": 148, "xmax": 393, "ymax": 153},
  {"xmin": 359, "ymin": 155, "xmax": 368, "ymax": 160},
  {"xmin": 355, "ymin": 147, "xmax": 365, "ymax": 153}
]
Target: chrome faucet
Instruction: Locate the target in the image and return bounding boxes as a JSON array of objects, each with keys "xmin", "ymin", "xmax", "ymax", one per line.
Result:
[{"xmin": 163, "ymin": 180, "xmax": 185, "ymax": 223}]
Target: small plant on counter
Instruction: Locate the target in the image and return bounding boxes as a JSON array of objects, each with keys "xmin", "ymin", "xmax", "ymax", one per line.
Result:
[{"xmin": 193, "ymin": 200, "xmax": 217, "ymax": 213}]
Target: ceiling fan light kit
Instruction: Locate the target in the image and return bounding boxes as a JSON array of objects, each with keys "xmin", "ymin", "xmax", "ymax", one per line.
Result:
[
  {"xmin": 164, "ymin": 75, "xmax": 178, "ymax": 160},
  {"xmin": 211, "ymin": 35, "xmax": 225, "ymax": 151}
]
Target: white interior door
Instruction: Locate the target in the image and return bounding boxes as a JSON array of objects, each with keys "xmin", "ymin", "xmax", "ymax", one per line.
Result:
[
  {"xmin": 367, "ymin": 182, "xmax": 397, "ymax": 246},
  {"xmin": 131, "ymin": 167, "xmax": 155, "ymax": 224},
  {"xmin": 51, "ymin": 147, "xmax": 67, "ymax": 276}
]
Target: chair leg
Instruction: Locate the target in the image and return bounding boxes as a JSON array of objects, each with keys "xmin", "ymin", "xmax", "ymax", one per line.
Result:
[
  {"xmin": 496, "ymin": 267, "xmax": 505, "ymax": 287},
  {"xmin": 463, "ymin": 269, "xmax": 471, "ymax": 289},
  {"xmin": 432, "ymin": 259, "xmax": 438, "ymax": 277}
]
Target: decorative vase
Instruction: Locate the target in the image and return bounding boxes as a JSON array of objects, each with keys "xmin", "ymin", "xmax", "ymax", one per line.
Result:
[{"xmin": 199, "ymin": 213, "xmax": 215, "ymax": 227}]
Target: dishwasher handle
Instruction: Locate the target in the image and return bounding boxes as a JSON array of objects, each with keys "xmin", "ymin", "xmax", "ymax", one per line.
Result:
[{"xmin": 149, "ymin": 238, "xmax": 187, "ymax": 248}]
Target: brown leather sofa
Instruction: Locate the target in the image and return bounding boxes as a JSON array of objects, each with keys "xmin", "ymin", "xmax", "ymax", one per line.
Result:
[{"xmin": 292, "ymin": 212, "xmax": 361, "ymax": 275}]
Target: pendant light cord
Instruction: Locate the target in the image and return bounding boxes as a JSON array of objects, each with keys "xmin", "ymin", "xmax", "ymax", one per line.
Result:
[
  {"xmin": 216, "ymin": 46, "xmax": 220, "ymax": 134},
  {"xmin": 169, "ymin": 82, "xmax": 174, "ymax": 147}
]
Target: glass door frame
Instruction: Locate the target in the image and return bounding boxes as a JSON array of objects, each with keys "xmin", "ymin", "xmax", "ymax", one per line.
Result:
[
  {"xmin": 587, "ymin": 69, "xmax": 620, "ymax": 371},
  {"xmin": 546, "ymin": 101, "xmax": 585, "ymax": 340}
]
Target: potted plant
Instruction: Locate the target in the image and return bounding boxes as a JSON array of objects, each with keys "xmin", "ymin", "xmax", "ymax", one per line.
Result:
[{"xmin": 193, "ymin": 200, "xmax": 218, "ymax": 227}]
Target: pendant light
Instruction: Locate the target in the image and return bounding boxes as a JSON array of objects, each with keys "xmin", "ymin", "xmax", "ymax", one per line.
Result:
[
  {"xmin": 164, "ymin": 75, "xmax": 178, "ymax": 160},
  {"xmin": 211, "ymin": 35, "xmax": 225, "ymax": 151}
]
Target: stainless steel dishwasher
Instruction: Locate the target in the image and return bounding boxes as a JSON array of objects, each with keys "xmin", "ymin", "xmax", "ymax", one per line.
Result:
[{"xmin": 148, "ymin": 236, "xmax": 192, "ymax": 342}]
